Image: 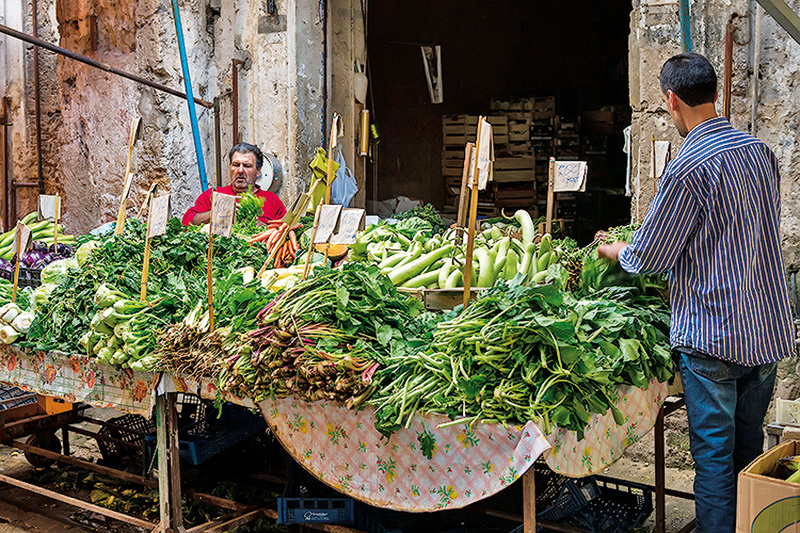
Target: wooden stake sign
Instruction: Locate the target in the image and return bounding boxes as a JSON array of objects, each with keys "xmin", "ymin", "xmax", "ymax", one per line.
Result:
[
  {"xmin": 140, "ymin": 194, "xmax": 170, "ymax": 301},
  {"xmin": 207, "ymin": 193, "xmax": 236, "ymax": 332},
  {"xmin": 115, "ymin": 117, "xmax": 143, "ymax": 236},
  {"xmin": 11, "ymin": 222, "xmax": 32, "ymax": 303},
  {"xmin": 302, "ymin": 204, "xmax": 323, "ymax": 280},
  {"xmin": 462, "ymin": 117, "xmax": 492, "ymax": 309}
]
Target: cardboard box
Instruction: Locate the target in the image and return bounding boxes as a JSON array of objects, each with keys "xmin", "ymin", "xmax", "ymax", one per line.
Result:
[{"xmin": 736, "ymin": 440, "xmax": 800, "ymax": 533}]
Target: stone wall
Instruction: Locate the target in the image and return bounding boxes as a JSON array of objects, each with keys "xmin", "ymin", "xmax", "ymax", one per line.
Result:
[
  {"xmin": 1, "ymin": 0, "xmax": 324, "ymax": 234},
  {"xmin": 629, "ymin": 0, "xmax": 800, "ymax": 269}
]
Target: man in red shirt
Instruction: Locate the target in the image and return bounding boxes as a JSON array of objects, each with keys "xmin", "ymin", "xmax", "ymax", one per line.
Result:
[{"xmin": 182, "ymin": 142, "xmax": 287, "ymax": 225}]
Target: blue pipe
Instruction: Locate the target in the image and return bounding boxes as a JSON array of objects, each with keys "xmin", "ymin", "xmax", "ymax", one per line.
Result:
[
  {"xmin": 679, "ymin": 0, "xmax": 693, "ymax": 52},
  {"xmin": 171, "ymin": 0, "xmax": 209, "ymax": 191}
]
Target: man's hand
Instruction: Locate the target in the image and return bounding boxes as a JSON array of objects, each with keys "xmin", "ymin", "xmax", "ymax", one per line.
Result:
[
  {"xmin": 191, "ymin": 211, "xmax": 212, "ymax": 225},
  {"xmin": 597, "ymin": 241, "xmax": 628, "ymax": 262}
]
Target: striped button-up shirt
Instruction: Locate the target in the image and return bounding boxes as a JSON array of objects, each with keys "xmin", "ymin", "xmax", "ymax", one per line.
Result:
[{"xmin": 619, "ymin": 117, "xmax": 794, "ymax": 366}]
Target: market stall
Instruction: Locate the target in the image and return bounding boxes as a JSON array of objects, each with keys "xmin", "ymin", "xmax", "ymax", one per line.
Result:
[{"xmin": 0, "ymin": 196, "xmax": 679, "ymax": 532}]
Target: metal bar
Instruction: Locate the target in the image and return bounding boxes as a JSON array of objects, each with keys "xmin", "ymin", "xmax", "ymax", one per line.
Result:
[
  {"xmin": 677, "ymin": 518, "xmax": 697, "ymax": 533},
  {"xmin": 186, "ymin": 508, "xmax": 268, "ymax": 533},
  {"xmin": 0, "ymin": 489, "xmax": 94, "ymax": 530},
  {"xmin": 213, "ymin": 97, "xmax": 222, "ymax": 187},
  {"xmin": 60, "ymin": 425, "xmax": 70, "ymax": 456},
  {"xmin": 0, "ymin": 23, "xmax": 212, "ymax": 109},
  {"xmin": 232, "ymin": 59, "xmax": 241, "ymax": 143},
  {"xmin": 32, "ymin": 0, "xmax": 44, "ymax": 194},
  {"xmin": 12, "ymin": 180, "xmax": 43, "ymax": 187},
  {"xmin": 723, "ymin": 18, "xmax": 734, "ymax": 120},
  {"xmin": 64, "ymin": 424, "xmax": 141, "ymax": 450},
  {"xmin": 0, "ymin": 96, "xmax": 9, "ymax": 231},
  {"xmin": 754, "ymin": 0, "xmax": 800, "ymax": 45},
  {"xmin": 751, "ymin": 3, "xmax": 762, "ymax": 136},
  {"xmin": 170, "ymin": 0, "xmax": 209, "ymax": 191},
  {"xmin": 655, "ymin": 404, "xmax": 666, "ymax": 533},
  {"xmin": 0, "ymin": 471, "xmax": 157, "ymax": 529},
  {"xmin": 679, "ymin": 0, "xmax": 693, "ymax": 52}
]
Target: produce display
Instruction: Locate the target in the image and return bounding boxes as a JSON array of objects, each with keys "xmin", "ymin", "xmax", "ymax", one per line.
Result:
[
  {"xmin": 8, "ymin": 199, "xmax": 675, "ymax": 443},
  {"xmin": 353, "ymin": 210, "xmax": 573, "ymax": 289},
  {"xmin": 0, "ymin": 212, "xmax": 76, "ymax": 284}
]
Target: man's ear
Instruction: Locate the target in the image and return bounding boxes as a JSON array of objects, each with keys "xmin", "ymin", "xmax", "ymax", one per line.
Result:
[{"xmin": 666, "ymin": 90, "xmax": 680, "ymax": 111}]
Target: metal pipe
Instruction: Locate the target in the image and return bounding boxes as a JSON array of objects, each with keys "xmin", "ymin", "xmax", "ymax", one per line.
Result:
[
  {"xmin": 0, "ymin": 23, "xmax": 213, "ymax": 109},
  {"xmin": 655, "ymin": 405, "xmax": 666, "ymax": 533},
  {"xmin": 232, "ymin": 59, "xmax": 241, "ymax": 143},
  {"xmin": 751, "ymin": 3, "xmax": 762, "ymax": 135},
  {"xmin": 679, "ymin": 0, "xmax": 693, "ymax": 52},
  {"xmin": 0, "ymin": 97, "xmax": 9, "ymax": 231},
  {"xmin": 170, "ymin": 0, "xmax": 209, "ymax": 192},
  {"xmin": 724, "ymin": 18, "xmax": 734, "ymax": 120},
  {"xmin": 214, "ymin": 96, "xmax": 222, "ymax": 187},
  {"xmin": 32, "ymin": 0, "xmax": 43, "ymax": 194}
]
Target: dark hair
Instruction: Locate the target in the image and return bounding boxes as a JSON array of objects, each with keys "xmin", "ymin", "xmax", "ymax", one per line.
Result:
[
  {"xmin": 229, "ymin": 142, "xmax": 263, "ymax": 169},
  {"xmin": 659, "ymin": 53, "xmax": 717, "ymax": 107}
]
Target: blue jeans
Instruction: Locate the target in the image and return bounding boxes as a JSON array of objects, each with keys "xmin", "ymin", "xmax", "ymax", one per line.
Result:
[{"xmin": 678, "ymin": 350, "xmax": 777, "ymax": 533}]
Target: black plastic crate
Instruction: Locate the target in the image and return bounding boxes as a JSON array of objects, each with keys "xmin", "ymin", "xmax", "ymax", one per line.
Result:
[
  {"xmin": 278, "ymin": 460, "xmax": 355, "ymax": 526},
  {"xmin": 0, "ymin": 265, "xmax": 42, "ymax": 288},
  {"xmin": 572, "ymin": 475, "xmax": 653, "ymax": 533},
  {"xmin": 0, "ymin": 384, "xmax": 37, "ymax": 411},
  {"xmin": 531, "ymin": 462, "xmax": 600, "ymax": 523},
  {"xmin": 96, "ymin": 413, "xmax": 156, "ymax": 463}
]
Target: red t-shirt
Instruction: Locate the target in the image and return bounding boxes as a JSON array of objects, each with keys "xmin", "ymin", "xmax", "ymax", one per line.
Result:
[{"xmin": 181, "ymin": 185, "xmax": 287, "ymax": 226}]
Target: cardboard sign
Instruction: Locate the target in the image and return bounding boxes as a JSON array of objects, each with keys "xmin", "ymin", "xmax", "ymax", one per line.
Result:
[
  {"xmin": 553, "ymin": 161, "xmax": 588, "ymax": 192},
  {"xmin": 210, "ymin": 192, "xmax": 236, "ymax": 237},
  {"xmin": 38, "ymin": 195, "xmax": 61, "ymax": 222},
  {"xmin": 330, "ymin": 208, "xmax": 365, "ymax": 245},
  {"xmin": 469, "ymin": 118, "xmax": 493, "ymax": 190},
  {"xmin": 313, "ymin": 204, "xmax": 343, "ymax": 244},
  {"xmin": 148, "ymin": 195, "xmax": 170, "ymax": 238},
  {"xmin": 11, "ymin": 222, "xmax": 32, "ymax": 255}
]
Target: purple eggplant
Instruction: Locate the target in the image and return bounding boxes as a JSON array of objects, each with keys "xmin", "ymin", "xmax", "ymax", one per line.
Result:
[
  {"xmin": 48, "ymin": 243, "xmax": 73, "ymax": 257},
  {"xmin": 31, "ymin": 241, "xmax": 49, "ymax": 253},
  {"xmin": 0, "ymin": 258, "xmax": 11, "ymax": 272},
  {"xmin": 23, "ymin": 250, "xmax": 46, "ymax": 267}
]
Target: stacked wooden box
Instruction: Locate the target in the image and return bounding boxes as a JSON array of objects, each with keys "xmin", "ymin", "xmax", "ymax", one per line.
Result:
[{"xmin": 493, "ymin": 156, "xmax": 536, "ymax": 212}]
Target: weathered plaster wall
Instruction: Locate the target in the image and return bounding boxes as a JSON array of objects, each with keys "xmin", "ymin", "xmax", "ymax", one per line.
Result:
[
  {"xmin": 4, "ymin": 0, "xmax": 323, "ymax": 234},
  {"xmin": 629, "ymin": 0, "xmax": 800, "ymax": 269}
]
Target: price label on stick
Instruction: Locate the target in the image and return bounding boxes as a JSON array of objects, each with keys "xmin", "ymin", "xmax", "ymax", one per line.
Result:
[
  {"xmin": 313, "ymin": 204, "xmax": 342, "ymax": 244},
  {"xmin": 330, "ymin": 208, "xmax": 365, "ymax": 245},
  {"xmin": 38, "ymin": 195, "xmax": 61, "ymax": 222},
  {"xmin": 11, "ymin": 222, "xmax": 32, "ymax": 257},
  {"xmin": 148, "ymin": 195, "xmax": 170, "ymax": 238},
  {"xmin": 210, "ymin": 193, "xmax": 236, "ymax": 237},
  {"xmin": 468, "ymin": 118, "xmax": 493, "ymax": 191}
]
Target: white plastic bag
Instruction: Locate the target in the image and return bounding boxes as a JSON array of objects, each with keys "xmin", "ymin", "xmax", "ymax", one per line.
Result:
[{"xmin": 331, "ymin": 148, "xmax": 358, "ymax": 207}]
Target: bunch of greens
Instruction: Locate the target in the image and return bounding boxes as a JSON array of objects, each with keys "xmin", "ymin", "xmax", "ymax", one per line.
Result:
[
  {"xmin": 369, "ymin": 279, "xmax": 672, "ymax": 439},
  {"xmin": 25, "ymin": 218, "xmax": 271, "ymax": 357},
  {"xmin": 218, "ymin": 263, "xmax": 433, "ymax": 405},
  {"xmin": 394, "ymin": 203, "xmax": 448, "ymax": 234},
  {"xmin": 233, "ymin": 187, "xmax": 267, "ymax": 238}
]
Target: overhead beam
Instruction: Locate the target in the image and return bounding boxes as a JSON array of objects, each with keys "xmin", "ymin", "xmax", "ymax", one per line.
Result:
[{"xmin": 755, "ymin": 0, "xmax": 800, "ymax": 45}]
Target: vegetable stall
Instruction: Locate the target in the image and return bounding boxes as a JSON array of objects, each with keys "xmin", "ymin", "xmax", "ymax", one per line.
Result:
[{"xmin": 0, "ymin": 203, "xmax": 676, "ymax": 531}]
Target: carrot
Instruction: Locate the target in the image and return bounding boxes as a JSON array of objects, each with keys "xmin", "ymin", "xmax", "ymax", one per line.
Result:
[
  {"xmin": 266, "ymin": 230, "xmax": 282, "ymax": 251},
  {"xmin": 288, "ymin": 231, "xmax": 298, "ymax": 251}
]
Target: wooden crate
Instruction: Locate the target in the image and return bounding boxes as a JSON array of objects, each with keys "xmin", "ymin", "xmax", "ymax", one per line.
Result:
[{"xmin": 495, "ymin": 156, "xmax": 535, "ymax": 170}]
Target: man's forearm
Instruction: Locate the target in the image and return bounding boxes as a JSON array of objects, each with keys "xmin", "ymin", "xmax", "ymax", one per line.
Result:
[{"xmin": 191, "ymin": 211, "xmax": 211, "ymax": 225}]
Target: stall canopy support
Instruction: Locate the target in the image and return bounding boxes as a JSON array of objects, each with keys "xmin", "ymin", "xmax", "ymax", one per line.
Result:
[{"xmin": 755, "ymin": 0, "xmax": 800, "ymax": 44}]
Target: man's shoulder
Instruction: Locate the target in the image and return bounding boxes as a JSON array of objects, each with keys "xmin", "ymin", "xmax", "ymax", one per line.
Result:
[{"xmin": 255, "ymin": 188, "xmax": 280, "ymax": 200}]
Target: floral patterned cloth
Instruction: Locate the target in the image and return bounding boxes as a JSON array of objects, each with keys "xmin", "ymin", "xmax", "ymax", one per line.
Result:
[
  {"xmin": 160, "ymin": 374, "xmax": 667, "ymax": 512},
  {"xmin": 0, "ymin": 345, "xmax": 158, "ymax": 416}
]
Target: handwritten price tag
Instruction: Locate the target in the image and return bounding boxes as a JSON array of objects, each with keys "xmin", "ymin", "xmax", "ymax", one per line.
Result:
[
  {"xmin": 148, "ymin": 195, "xmax": 170, "ymax": 238},
  {"xmin": 11, "ymin": 222, "xmax": 32, "ymax": 255},
  {"xmin": 211, "ymin": 193, "xmax": 236, "ymax": 237},
  {"xmin": 313, "ymin": 204, "xmax": 343, "ymax": 244},
  {"xmin": 38, "ymin": 195, "xmax": 61, "ymax": 222},
  {"xmin": 330, "ymin": 208, "xmax": 365, "ymax": 245}
]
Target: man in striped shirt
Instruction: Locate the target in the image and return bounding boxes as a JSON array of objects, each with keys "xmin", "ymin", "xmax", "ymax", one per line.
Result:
[{"xmin": 599, "ymin": 53, "xmax": 794, "ymax": 533}]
